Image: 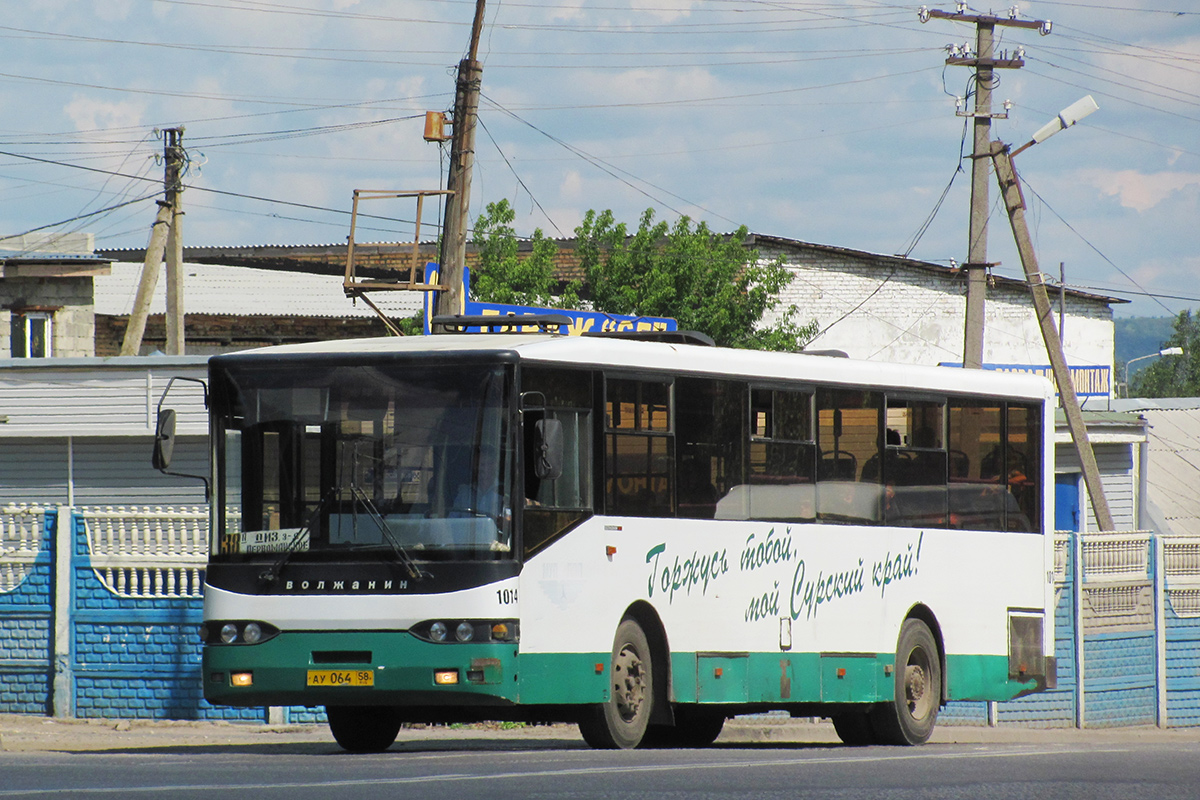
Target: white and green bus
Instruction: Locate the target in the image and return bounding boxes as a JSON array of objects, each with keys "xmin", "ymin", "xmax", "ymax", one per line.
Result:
[{"xmin": 193, "ymin": 320, "xmax": 1056, "ymax": 751}]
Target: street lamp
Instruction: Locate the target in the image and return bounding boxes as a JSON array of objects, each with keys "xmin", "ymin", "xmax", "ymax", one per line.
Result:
[
  {"xmin": 988, "ymin": 96, "xmax": 1114, "ymax": 528},
  {"xmin": 1122, "ymin": 347, "xmax": 1184, "ymax": 397},
  {"xmin": 1011, "ymin": 95, "xmax": 1098, "ymax": 157}
]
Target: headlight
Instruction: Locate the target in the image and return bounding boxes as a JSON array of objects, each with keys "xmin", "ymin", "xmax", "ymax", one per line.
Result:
[
  {"xmin": 205, "ymin": 620, "xmax": 280, "ymax": 645},
  {"xmin": 242, "ymin": 622, "xmax": 263, "ymax": 644},
  {"xmin": 411, "ymin": 619, "xmax": 519, "ymax": 643}
]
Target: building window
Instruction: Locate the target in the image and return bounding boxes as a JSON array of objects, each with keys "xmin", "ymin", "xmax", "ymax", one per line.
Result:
[{"xmin": 10, "ymin": 311, "xmax": 53, "ymax": 358}]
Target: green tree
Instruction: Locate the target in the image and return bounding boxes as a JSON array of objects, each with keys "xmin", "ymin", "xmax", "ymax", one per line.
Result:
[
  {"xmin": 576, "ymin": 208, "xmax": 817, "ymax": 350},
  {"xmin": 1128, "ymin": 309, "xmax": 1200, "ymax": 397},
  {"xmin": 470, "ymin": 199, "xmax": 579, "ymax": 307}
]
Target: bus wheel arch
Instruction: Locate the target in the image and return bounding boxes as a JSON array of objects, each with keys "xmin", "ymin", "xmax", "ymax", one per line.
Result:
[
  {"xmin": 903, "ymin": 603, "xmax": 946, "ymax": 705},
  {"xmin": 869, "ymin": 609, "xmax": 943, "ymax": 745},
  {"xmin": 622, "ymin": 600, "xmax": 674, "ymax": 727},
  {"xmin": 578, "ymin": 603, "xmax": 672, "ymax": 749}
]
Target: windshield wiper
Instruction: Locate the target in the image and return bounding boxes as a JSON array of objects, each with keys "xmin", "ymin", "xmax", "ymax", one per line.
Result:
[
  {"xmin": 346, "ymin": 487, "xmax": 430, "ymax": 580},
  {"xmin": 258, "ymin": 487, "xmax": 336, "ymax": 585}
]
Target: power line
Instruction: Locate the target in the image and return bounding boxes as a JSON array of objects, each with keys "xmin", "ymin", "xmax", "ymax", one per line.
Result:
[
  {"xmin": 0, "ymin": 146, "xmax": 426, "ymax": 231},
  {"xmin": 1018, "ymin": 175, "xmax": 1175, "ymax": 316},
  {"xmin": 482, "ymin": 95, "xmax": 737, "ymax": 226},
  {"xmin": 5, "ymin": 193, "xmax": 159, "ymax": 239},
  {"xmin": 477, "ymin": 118, "xmax": 563, "ymax": 237}
]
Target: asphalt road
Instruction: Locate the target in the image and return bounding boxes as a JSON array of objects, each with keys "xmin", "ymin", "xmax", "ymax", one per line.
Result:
[{"xmin": 2, "ymin": 716, "xmax": 1198, "ymax": 799}]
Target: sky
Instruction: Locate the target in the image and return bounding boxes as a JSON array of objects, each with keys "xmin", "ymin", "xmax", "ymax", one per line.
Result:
[{"xmin": 1, "ymin": 0, "xmax": 1198, "ymax": 319}]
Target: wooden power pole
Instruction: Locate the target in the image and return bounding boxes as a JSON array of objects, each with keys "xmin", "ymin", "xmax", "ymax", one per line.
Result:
[
  {"xmin": 991, "ymin": 141, "xmax": 1114, "ymax": 531},
  {"xmin": 164, "ymin": 127, "xmax": 186, "ymax": 355},
  {"xmin": 921, "ymin": 7, "xmax": 1049, "ymax": 368},
  {"xmin": 121, "ymin": 127, "xmax": 186, "ymax": 357},
  {"xmin": 435, "ymin": 0, "xmax": 487, "ymax": 322}
]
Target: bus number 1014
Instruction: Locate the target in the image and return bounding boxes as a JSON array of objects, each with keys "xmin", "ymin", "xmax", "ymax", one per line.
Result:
[{"xmin": 497, "ymin": 588, "xmax": 518, "ymax": 605}]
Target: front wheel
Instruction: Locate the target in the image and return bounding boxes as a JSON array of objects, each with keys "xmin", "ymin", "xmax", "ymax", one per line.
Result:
[
  {"xmin": 579, "ymin": 618, "xmax": 654, "ymax": 749},
  {"xmin": 870, "ymin": 618, "xmax": 941, "ymax": 745},
  {"xmin": 327, "ymin": 706, "xmax": 402, "ymax": 753}
]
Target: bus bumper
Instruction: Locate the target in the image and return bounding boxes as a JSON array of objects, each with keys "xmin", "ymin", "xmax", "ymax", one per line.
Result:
[{"xmin": 203, "ymin": 630, "xmax": 519, "ymax": 708}]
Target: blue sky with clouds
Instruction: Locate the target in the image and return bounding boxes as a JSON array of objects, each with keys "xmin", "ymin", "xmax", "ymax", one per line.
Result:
[{"xmin": 2, "ymin": 0, "xmax": 1198, "ymax": 317}]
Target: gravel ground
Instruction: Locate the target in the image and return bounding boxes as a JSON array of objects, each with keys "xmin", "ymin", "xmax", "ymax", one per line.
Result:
[{"xmin": 3, "ymin": 714, "xmax": 1198, "ymax": 753}]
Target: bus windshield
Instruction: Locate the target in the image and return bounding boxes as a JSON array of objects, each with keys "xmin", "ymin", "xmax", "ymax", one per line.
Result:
[{"xmin": 211, "ymin": 360, "xmax": 514, "ymax": 562}]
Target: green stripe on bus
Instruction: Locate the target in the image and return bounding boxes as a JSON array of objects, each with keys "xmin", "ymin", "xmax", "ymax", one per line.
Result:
[
  {"xmin": 519, "ymin": 650, "xmax": 1035, "ymax": 706},
  {"xmin": 203, "ymin": 633, "xmax": 1038, "ymax": 708}
]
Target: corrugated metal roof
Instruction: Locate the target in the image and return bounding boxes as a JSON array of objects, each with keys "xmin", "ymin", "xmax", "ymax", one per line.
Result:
[
  {"xmin": 93, "ymin": 262, "xmax": 424, "ymax": 318},
  {"xmin": 748, "ymin": 234, "xmax": 1127, "ymax": 306},
  {"xmin": 0, "ymin": 250, "xmax": 110, "ymax": 263}
]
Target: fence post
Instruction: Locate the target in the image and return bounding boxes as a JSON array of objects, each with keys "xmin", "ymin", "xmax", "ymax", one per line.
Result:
[
  {"xmin": 52, "ymin": 505, "xmax": 74, "ymax": 718},
  {"xmin": 1072, "ymin": 530, "xmax": 1085, "ymax": 728},
  {"xmin": 1154, "ymin": 532, "xmax": 1167, "ymax": 727}
]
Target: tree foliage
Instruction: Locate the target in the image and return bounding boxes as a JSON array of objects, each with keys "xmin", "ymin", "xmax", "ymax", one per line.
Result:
[
  {"xmin": 1128, "ymin": 309, "xmax": 1200, "ymax": 397},
  {"xmin": 575, "ymin": 208, "xmax": 817, "ymax": 350},
  {"xmin": 470, "ymin": 202, "xmax": 815, "ymax": 351},
  {"xmin": 470, "ymin": 199, "xmax": 578, "ymax": 308}
]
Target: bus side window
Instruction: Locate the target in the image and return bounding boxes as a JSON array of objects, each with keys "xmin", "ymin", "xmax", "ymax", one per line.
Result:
[
  {"xmin": 605, "ymin": 377, "xmax": 673, "ymax": 517},
  {"xmin": 677, "ymin": 378, "xmax": 745, "ymax": 520},
  {"xmin": 881, "ymin": 397, "xmax": 948, "ymax": 529},
  {"xmin": 948, "ymin": 401, "xmax": 1006, "ymax": 531},
  {"xmin": 521, "ymin": 367, "xmax": 596, "ymax": 558},
  {"xmin": 816, "ymin": 389, "xmax": 882, "ymax": 523},
  {"xmin": 1005, "ymin": 404, "xmax": 1041, "ymax": 533},
  {"xmin": 744, "ymin": 386, "xmax": 816, "ymax": 522}
]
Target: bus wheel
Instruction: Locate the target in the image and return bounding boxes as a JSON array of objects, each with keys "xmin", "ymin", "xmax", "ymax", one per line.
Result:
[
  {"xmin": 870, "ymin": 618, "xmax": 941, "ymax": 745},
  {"xmin": 326, "ymin": 706, "xmax": 402, "ymax": 753},
  {"xmin": 831, "ymin": 712, "xmax": 876, "ymax": 746},
  {"xmin": 579, "ymin": 618, "xmax": 654, "ymax": 749}
]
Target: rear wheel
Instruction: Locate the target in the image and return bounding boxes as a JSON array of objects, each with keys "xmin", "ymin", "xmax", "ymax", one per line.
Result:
[
  {"xmin": 579, "ymin": 618, "xmax": 654, "ymax": 749},
  {"xmin": 327, "ymin": 706, "xmax": 402, "ymax": 753},
  {"xmin": 870, "ymin": 618, "xmax": 941, "ymax": 745}
]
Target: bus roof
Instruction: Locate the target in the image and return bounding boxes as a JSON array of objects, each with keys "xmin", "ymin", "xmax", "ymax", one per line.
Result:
[{"xmin": 214, "ymin": 334, "xmax": 1055, "ymax": 402}]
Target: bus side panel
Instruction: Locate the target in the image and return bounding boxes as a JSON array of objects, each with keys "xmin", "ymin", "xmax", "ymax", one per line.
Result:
[{"xmin": 518, "ymin": 517, "xmax": 1050, "ymax": 708}]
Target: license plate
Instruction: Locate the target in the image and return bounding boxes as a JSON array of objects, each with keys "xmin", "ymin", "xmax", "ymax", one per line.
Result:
[{"xmin": 307, "ymin": 669, "xmax": 374, "ymax": 687}]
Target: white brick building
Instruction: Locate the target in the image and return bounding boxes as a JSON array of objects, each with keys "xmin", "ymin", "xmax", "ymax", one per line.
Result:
[{"xmin": 752, "ymin": 236, "xmax": 1120, "ymax": 395}]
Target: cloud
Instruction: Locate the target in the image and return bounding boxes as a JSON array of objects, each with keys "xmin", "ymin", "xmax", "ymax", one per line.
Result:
[
  {"xmin": 63, "ymin": 95, "xmax": 146, "ymax": 133},
  {"xmin": 629, "ymin": 0, "xmax": 696, "ymax": 24},
  {"xmin": 1085, "ymin": 168, "xmax": 1200, "ymax": 212},
  {"xmin": 92, "ymin": 0, "xmax": 136, "ymax": 23}
]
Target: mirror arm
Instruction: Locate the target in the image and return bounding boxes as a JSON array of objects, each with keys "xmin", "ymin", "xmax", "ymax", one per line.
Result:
[{"xmin": 153, "ymin": 375, "xmax": 212, "ymax": 501}]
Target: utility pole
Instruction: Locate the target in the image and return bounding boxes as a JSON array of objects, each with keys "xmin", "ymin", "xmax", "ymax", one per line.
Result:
[
  {"xmin": 164, "ymin": 127, "xmax": 186, "ymax": 355},
  {"xmin": 435, "ymin": 0, "xmax": 487, "ymax": 322},
  {"xmin": 920, "ymin": 5, "xmax": 1050, "ymax": 368},
  {"xmin": 121, "ymin": 127, "xmax": 185, "ymax": 357},
  {"xmin": 991, "ymin": 141, "xmax": 1114, "ymax": 531}
]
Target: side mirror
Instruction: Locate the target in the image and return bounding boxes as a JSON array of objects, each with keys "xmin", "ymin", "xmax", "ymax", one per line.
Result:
[
  {"xmin": 153, "ymin": 408, "xmax": 177, "ymax": 471},
  {"xmin": 533, "ymin": 418, "xmax": 564, "ymax": 481}
]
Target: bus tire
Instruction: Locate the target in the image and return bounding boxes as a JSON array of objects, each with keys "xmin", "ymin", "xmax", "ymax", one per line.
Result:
[
  {"xmin": 579, "ymin": 618, "xmax": 654, "ymax": 749},
  {"xmin": 326, "ymin": 705, "xmax": 402, "ymax": 753},
  {"xmin": 870, "ymin": 618, "xmax": 941, "ymax": 745},
  {"xmin": 831, "ymin": 711, "xmax": 876, "ymax": 746}
]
